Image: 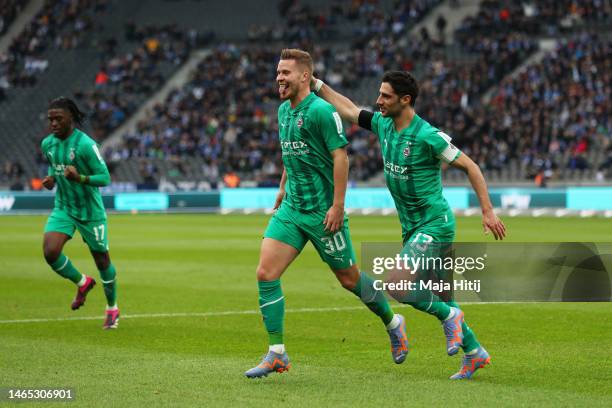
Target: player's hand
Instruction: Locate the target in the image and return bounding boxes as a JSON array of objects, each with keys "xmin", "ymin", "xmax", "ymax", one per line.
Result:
[
  {"xmin": 63, "ymin": 165, "xmax": 80, "ymax": 182},
  {"xmin": 273, "ymin": 189, "xmax": 285, "ymax": 210},
  {"xmin": 482, "ymin": 209, "xmax": 506, "ymax": 240},
  {"xmin": 324, "ymin": 204, "xmax": 344, "ymax": 233},
  {"xmin": 310, "ymin": 75, "xmax": 318, "ymax": 91},
  {"xmin": 42, "ymin": 176, "xmax": 55, "ymax": 190}
]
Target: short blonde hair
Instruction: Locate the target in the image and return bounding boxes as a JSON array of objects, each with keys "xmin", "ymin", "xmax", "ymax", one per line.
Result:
[{"xmin": 280, "ymin": 48, "xmax": 313, "ymax": 75}]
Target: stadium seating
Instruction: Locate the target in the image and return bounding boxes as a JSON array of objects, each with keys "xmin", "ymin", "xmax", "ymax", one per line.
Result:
[
  {"xmin": 0, "ymin": 0, "xmax": 29, "ymax": 36},
  {"xmin": 0, "ymin": 0, "xmax": 609, "ymax": 189}
]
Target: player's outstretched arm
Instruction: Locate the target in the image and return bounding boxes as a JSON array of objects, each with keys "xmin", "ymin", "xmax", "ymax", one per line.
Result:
[
  {"xmin": 273, "ymin": 168, "xmax": 287, "ymax": 210},
  {"xmin": 311, "ymin": 77, "xmax": 360, "ymax": 125},
  {"xmin": 450, "ymin": 153, "xmax": 506, "ymax": 240},
  {"xmin": 324, "ymin": 148, "xmax": 349, "ymax": 233}
]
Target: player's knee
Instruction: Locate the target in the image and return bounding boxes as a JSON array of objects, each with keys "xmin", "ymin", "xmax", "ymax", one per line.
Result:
[
  {"xmin": 339, "ymin": 276, "xmax": 355, "ymax": 291},
  {"xmin": 335, "ymin": 268, "xmax": 359, "ymax": 291},
  {"xmin": 95, "ymin": 259, "xmax": 110, "ymax": 271},
  {"xmin": 256, "ymin": 264, "xmax": 276, "ymax": 281},
  {"xmin": 92, "ymin": 253, "xmax": 110, "ymax": 271},
  {"xmin": 43, "ymin": 244, "xmax": 61, "ymax": 265}
]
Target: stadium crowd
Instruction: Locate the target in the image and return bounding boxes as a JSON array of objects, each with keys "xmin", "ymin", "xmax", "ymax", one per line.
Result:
[
  {"xmin": 71, "ymin": 23, "xmax": 212, "ymax": 141},
  {"xmin": 106, "ymin": 45, "xmax": 285, "ymax": 186},
  {"xmin": 486, "ymin": 32, "xmax": 610, "ymax": 179},
  {"xmin": 249, "ymin": 0, "xmax": 442, "ymax": 46},
  {"xmin": 1, "ymin": 0, "xmax": 609, "ymax": 189},
  {"xmin": 106, "ymin": 24, "xmax": 541, "ymax": 185},
  {"xmin": 0, "ymin": 0, "xmax": 108, "ymax": 95},
  {"xmin": 455, "ymin": 0, "xmax": 611, "ymax": 39}
]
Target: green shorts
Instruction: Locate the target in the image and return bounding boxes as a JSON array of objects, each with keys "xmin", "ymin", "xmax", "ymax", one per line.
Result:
[
  {"xmin": 264, "ymin": 203, "xmax": 357, "ymax": 270},
  {"xmin": 402, "ymin": 208, "xmax": 456, "ymax": 250},
  {"xmin": 398, "ymin": 208, "xmax": 456, "ymax": 302},
  {"xmin": 401, "ymin": 208, "xmax": 456, "ymax": 277},
  {"xmin": 44, "ymin": 208, "xmax": 109, "ymax": 252}
]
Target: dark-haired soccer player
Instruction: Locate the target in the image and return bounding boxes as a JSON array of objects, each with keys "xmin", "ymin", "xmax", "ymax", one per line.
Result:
[
  {"xmin": 245, "ymin": 50, "xmax": 408, "ymax": 378},
  {"xmin": 312, "ymin": 71, "xmax": 506, "ymax": 379},
  {"xmin": 41, "ymin": 97, "xmax": 119, "ymax": 329}
]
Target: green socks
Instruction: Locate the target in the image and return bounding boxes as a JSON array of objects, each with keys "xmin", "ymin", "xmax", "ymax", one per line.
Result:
[
  {"xmin": 99, "ymin": 263, "xmax": 117, "ymax": 307},
  {"xmin": 258, "ymin": 280, "xmax": 285, "ymax": 345},
  {"xmin": 351, "ymin": 272, "xmax": 395, "ymax": 326},
  {"xmin": 409, "ymin": 295, "xmax": 452, "ymax": 321},
  {"xmin": 49, "ymin": 255, "xmax": 118, "ymax": 308},
  {"xmin": 49, "ymin": 253, "xmax": 83, "ymax": 284},
  {"xmin": 446, "ymin": 300, "xmax": 480, "ymax": 352},
  {"xmin": 258, "ymin": 274, "xmax": 396, "ymax": 346}
]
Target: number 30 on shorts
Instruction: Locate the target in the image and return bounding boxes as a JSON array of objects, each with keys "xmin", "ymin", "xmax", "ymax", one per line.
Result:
[{"xmin": 321, "ymin": 231, "xmax": 346, "ymax": 255}]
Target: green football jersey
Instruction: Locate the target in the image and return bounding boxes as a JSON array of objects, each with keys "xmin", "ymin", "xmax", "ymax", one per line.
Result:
[
  {"xmin": 278, "ymin": 92, "xmax": 348, "ymax": 212},
  {"xmin": 41, "ymin": 128, "xmax": 110, "ymax": 221},
  {"xmin": 370, "ymin": 112, "xmax": 461, "ymax": 240}
]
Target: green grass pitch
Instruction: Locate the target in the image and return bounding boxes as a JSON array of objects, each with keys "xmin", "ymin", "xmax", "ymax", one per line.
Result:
[{"xmin": 1, "ymin": 214, "xmax": 611, "ymax": 407}]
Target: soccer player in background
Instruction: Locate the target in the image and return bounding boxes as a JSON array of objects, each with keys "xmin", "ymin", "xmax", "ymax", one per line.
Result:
[
  {"xmin": 41, "ymin": 97, "xmax": 119, "ymax": 329},
  {"xmin": 312, "ymin": 71, "xmax": 506, "ymax": 379},
  {"xmin": 245, "ymin": 50, "xmax": 408, "ymax": 378}
]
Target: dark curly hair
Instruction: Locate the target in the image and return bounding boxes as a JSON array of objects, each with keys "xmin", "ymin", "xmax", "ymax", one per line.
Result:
[{"xmin": 48, "ymin": 97, "xmax": 86, "ymax": 126}]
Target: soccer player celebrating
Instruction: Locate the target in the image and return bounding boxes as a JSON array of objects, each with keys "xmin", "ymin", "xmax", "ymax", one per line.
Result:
[
  {"xmin": 41, "ymin": 97, "xmax": 119, "ymax": 329},
  {"xmin": 312, "ymin": 71, "xmax": 506, "ymax": 379},
  {"xmin": 245, "ymin": 50, "xmax": 408, "ymax": 378}
]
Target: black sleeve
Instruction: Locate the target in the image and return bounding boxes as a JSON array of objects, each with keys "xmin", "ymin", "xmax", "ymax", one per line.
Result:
[{"xmin": 358, "ymin": 110, "xmax": 374, "ymax": 131}]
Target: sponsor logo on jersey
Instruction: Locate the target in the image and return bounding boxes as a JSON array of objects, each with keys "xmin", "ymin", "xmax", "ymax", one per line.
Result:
[
  {"xmin": 384, "ymin": 159, "xmax": 410, "ymax": 179},
  {"xmin": 281, "ymin": 140, "xmax": 308, "ymax": 149},
  {"xmin": 52, "ymin": 163, "xmax": 69, "ymax": 175},
  {"xmin": 281, "ymin": 140, "xmax": 310, "ymax": 156}
]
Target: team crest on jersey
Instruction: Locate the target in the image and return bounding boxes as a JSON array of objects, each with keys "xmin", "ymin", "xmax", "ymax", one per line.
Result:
[
  {"xmin": 403, "ymin": 145, "xmax": 411, "ymax": 157},
  {"xmin": 69, "ymin": 148, "xmax": 75, "ymax": 161},
  {"xmin": 296, "ymin": 116, "xmax": 304, "ymax": 128}
]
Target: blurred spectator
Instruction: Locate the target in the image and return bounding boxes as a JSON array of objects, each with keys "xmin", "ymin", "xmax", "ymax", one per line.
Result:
[
  {"xmin": 30, "ymin": 177, "xmax": 43, "ymax": 191},
  {"xmin": 435, "ymin": 14, "xmax": 447, "ymax": 44},
  {"xmin": 223, "ymin": 170, "xmax": 240, "ymax": 188},
  {"xmin": 597, "ymin": 145, "xmax": 612, "ymax": 181},
  {"xmin": 1, "ymin": 160, "xmax": 24, "ymax": 182},
  {"xmin": 137, "ymin": 159, "xmax": 158, "ymax": 190},
  {"xmin": 9, "ymin": 178, "xmax": 25, "ymax": 191}
]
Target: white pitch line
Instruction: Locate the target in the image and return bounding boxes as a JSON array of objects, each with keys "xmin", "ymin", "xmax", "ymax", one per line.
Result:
[
  {"xmin": 0, "ymin": 302, "xmax": 549, "ymax": 325},
  {"xmin": 0, "ymin": 305, "xmax": 368, "ymax": 324}
]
